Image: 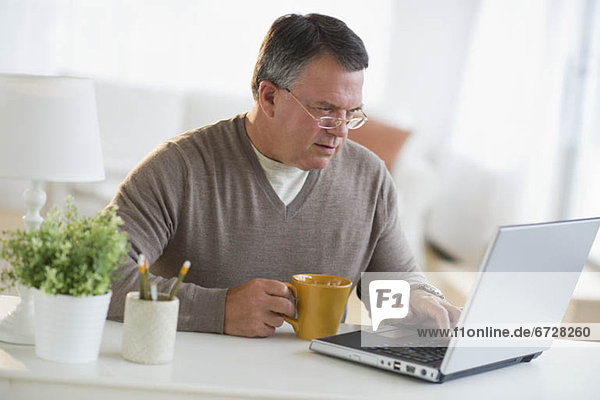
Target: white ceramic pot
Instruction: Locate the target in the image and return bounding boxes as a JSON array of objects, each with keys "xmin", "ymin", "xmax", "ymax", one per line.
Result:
[
  {"xmin": 33, "ymin": 289, "xmax": 112, "ymax": 363},
  {"xmin": 122, "ymin": 291, "xmax": 179, "ymax": 364},
  {"xmin": 0, "ymin": 284, "xmax": 36, "ymax": 344}
]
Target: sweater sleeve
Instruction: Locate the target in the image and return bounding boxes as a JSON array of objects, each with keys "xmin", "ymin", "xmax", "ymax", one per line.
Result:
[
  {"xmin": 358, "ymin": 168, "xmax": 427, "ymax": 307},
  {"xmin": 367, "ymin": 169, "xmax": 425, "ymax": 277},
  {"xmin": 106, "ymin": 141, "xmax": 228, "ymax": 333}
]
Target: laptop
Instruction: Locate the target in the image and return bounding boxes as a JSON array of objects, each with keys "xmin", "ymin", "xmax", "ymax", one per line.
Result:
[{"xmin": 310, "ymin": 218, "xmax": 600, "ymax": 382}]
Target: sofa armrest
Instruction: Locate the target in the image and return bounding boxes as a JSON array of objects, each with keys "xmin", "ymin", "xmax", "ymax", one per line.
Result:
[
  {"xmin": 392, "ymin": 145, "xmax": 439, "ymax": 266},
  {"xmin": 348, "ymin": 119, "xmax": 410, "ymax": 171}
]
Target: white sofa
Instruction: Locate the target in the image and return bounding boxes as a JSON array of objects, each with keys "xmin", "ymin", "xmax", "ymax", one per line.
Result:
[
  {"xmin": 16, "ymin": 79, "xmax": 436, "ymax": 266},
  {"xmin": 46, "ymin": 80, "xmax": 253, "ymax": 215}
]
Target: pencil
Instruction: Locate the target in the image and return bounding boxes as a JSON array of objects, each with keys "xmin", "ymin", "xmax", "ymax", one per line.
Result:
[
  {"xmin": 142, "ymin": 257, "xmax": 150, "ymax": 300},
  {"xmin": 150, "ymin": 281, "xmax": 158, "ymax": 302},
  {"xmin": 137, "ymin": 254, "xmax": 148, "ymax": 300},
  {"xmin": 168, "ymin": 260, "xmax": 191, "ymax": 300}
]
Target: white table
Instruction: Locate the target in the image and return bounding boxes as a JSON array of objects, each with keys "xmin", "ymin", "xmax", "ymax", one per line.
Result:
[{"xmin": 0, "ymin": 295, "xmax": 598, "ymax": 399}]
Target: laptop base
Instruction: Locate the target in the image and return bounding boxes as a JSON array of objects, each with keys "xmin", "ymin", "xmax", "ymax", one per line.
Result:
[{"xmin": 310, "ymin": 330, "xmax": 543, "ymax": 383}]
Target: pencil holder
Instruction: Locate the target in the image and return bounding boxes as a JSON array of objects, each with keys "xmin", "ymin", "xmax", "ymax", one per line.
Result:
[{"xmin": 121, "ymin": 291, "xmax": 179, "ymax": 364}]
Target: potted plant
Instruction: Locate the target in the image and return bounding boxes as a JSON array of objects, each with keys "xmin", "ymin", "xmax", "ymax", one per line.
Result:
[{"xmin": 0, "ymin": 197, "xmax": 129, "ymax": 363}]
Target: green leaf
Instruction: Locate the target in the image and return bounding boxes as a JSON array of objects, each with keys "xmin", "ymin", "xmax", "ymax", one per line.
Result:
[{"xmin": 0, "ymin": 197, "xmax": 130, "ymax": 297}]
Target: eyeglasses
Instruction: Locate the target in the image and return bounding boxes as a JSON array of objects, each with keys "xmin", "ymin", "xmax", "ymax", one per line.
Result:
[{"xmin": 284, "ymin": 89, "xmax": 368, "ymax": 130}]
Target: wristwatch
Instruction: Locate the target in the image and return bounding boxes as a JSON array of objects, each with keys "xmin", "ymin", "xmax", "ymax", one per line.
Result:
[{"xmin": 410, "ymin": 283, "xmax": 445, "ymax": 300}]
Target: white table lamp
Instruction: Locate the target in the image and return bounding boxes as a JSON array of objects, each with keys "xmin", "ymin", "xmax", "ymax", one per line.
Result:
[{"xmin": 0, "ymin": 74, "xmax": 105, "ymax": 344}]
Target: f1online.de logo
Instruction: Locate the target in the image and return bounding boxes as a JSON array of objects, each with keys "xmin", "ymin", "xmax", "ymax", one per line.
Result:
[{"xmin": 368, "ymin": 280, "xmax": 410, "ymax": 331}]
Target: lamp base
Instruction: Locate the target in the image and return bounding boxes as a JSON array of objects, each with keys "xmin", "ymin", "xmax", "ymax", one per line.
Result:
[
  {"xmin": 0, "ymin": 181, "xmax": 45, "ymax": 345},
  {"xmin": 0, "ymin": 285, "xmax": 35, "ymax": 345}
]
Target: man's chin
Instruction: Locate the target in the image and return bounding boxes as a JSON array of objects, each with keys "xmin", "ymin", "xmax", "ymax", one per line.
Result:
[
  {"xmin": 305, "ymin": 157, "xmax": 333, "ymax": 170},
  {"xmin": 304, "ymin": 149, "xmax": 341, "ymax": 170}
]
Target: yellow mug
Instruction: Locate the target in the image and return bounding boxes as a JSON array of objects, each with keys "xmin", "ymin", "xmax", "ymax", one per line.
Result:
[{"xmin": 283, "ymin": 274, "xmax": 352, "ymax": 340}]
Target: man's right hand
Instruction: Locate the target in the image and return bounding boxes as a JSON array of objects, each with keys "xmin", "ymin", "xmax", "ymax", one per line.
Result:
[{"xmin": 224, "ymin": 279, "xmax": 295, "ymax": 337}]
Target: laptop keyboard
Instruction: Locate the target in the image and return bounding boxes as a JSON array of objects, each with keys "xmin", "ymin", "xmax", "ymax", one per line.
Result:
[{"xmin": 365, "ymin": 345, "xmax": 448, "ymax": 365}]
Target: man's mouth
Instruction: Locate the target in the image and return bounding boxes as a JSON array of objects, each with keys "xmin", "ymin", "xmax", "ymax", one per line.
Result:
[{"xmin": 315, "ymin": 143, "xmax": 337, "ymax": 154}]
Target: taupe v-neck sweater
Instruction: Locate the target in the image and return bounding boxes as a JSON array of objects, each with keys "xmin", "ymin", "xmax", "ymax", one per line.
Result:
[{"xmin": 107, "ymin": 115, "xmax": 422, "ymax": 332}]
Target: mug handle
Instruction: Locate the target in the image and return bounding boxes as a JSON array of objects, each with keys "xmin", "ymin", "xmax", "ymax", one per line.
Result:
[{"xmin": 282, "ymin": 282, "xmax": 299, "ymax": 332}]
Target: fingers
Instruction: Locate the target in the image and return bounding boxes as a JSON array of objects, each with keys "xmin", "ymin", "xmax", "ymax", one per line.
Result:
[
  {"xmin": 261, "ymin": 324, "xmax": 276, "ymax": 337},
  {"xmin": 425, "ymin": 299, "xmax": 465, "ymax": 330},
  {"xmin": 270, "ymin": 295, "xmax": 295, "ymax": 318},
  {"xmin": 409, "ymin": 290, "xmax": 459, "ymax": 330},
  {"xmin": 255, "ymin": 279, "xmax": 295, "ymax": 317},
  {"xmin": 430, "ymin": 305, "xmax": 451, "ymax": 330},
  {"xmin": 443, "ymin": 302, "xmax": 462, "ymax": 328},
  {"xmin": 262, "ymin": 279, "xmax": 289, "ymax": 298},
  {"xmin": 264, "ymin": 311, "xmax": 285, "ymax": 328},
  {"xmin": 224, "ymin": 279, "xmax": 295, "ymax": 338},
  {"xmin": 246, "ymin": 321, "xmax": 276, "ymax": 338}
]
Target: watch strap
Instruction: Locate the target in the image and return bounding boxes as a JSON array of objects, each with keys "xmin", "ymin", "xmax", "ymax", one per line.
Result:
[{"xmin": 410, "ymin": 283, "xmax": 445, "ymax": 300}]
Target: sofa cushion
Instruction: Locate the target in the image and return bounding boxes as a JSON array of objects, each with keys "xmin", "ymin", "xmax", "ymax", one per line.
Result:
[
  {"xmin": 182, "ymin": 91, "xmax": 253, "ymax": 132},
  {"xmin": 348, "ymin": 119, "xmax": 411, "ymax": 171}
]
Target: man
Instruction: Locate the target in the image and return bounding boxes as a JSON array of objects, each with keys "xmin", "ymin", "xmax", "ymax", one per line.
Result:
[{"xmin": 107, "ymin": 13, "xmax": 460, "ymax": 337}]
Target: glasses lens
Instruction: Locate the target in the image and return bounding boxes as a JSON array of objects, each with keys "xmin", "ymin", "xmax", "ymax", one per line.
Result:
[
  {"xmin": 317, "ymin": 117, "xmax": 342, "ymax": 129},
  {"xmin": 347, "ymin": 118, "xmax": 366, "ymax": 129}
]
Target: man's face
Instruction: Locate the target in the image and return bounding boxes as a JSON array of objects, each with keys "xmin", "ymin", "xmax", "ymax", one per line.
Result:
[{"xmin": 271, "ymin": 55, "xmax": 364, "ymax": 170}]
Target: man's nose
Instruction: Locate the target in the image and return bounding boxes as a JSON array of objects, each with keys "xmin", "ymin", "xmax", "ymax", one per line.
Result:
[{"xmin": 327, "ymin": 120, "xmax": 348, "ymax": 138}]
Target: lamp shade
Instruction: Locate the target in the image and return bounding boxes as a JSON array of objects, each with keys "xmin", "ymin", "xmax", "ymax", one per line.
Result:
[{"xmin": 0, "ymin": 74, "xmax": 105, "ymax": 182}]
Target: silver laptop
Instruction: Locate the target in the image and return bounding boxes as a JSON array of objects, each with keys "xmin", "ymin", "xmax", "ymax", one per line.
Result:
[{"xmin": 310, "ymin": 218, "xmax": 600, "ymax": 382}]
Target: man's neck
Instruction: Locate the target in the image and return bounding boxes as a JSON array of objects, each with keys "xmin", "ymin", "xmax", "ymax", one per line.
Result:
[{"xmin": 245, "ymin": 104, "xmax": 281, "ymax": 164}]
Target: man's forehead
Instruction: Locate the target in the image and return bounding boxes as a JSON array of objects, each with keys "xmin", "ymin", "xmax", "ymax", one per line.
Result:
[
  {"xmin": 313, "ymin": 98, "xmax": 365, "ymax": 111},
  {"xmin": 299, "ymin": 78, "xmax": 364, "ymax": 108},
  {"xmin": 292, "ymin": 59, "xmax": 364, "ymax": 108}
]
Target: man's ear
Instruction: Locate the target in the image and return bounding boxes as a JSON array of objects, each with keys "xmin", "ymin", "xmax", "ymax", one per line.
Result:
[{"xmin": 257, "ymin": 81, "xmax": 279, "ymax": 119}]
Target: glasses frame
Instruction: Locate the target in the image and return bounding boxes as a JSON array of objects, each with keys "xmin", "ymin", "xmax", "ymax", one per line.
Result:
[{"xmin": 284, "ymin": 89, "xmax": 368, "ymax": 130}]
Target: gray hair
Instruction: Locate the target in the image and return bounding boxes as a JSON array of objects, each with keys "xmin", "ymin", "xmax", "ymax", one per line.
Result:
[{"xmin": 251, "ymin": 14, "xmax": 369, "ymax": 100}]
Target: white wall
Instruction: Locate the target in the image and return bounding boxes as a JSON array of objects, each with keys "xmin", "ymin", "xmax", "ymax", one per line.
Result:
[
  {"xmin": 379, "ymin": 0, "xmax": 479, "ymax": 158},
  {"xmin": 0, "ymin": 0, "xmax": 480, "ymax": 213},
  {"xmin": 0, "ymin": 0, "xmax": 68, "ymax": 75},
  {"xmin": 0, "ymin": 0, "xmax": 69, "ymax": 211},
  {"xmin": 426, "ymin": 0, "xmax": 590, "ymax": 262}
]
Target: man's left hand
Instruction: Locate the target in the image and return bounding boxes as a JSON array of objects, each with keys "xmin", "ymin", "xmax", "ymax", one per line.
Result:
[{"xmin": 401, "ymin": 289, "xmax": 462, "ymax": 330}]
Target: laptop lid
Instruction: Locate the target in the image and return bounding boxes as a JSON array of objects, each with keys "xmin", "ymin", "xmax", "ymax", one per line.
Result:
[{"xmin": 441, "ymin": 218, "xmax": 600, "ymax": 375}]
